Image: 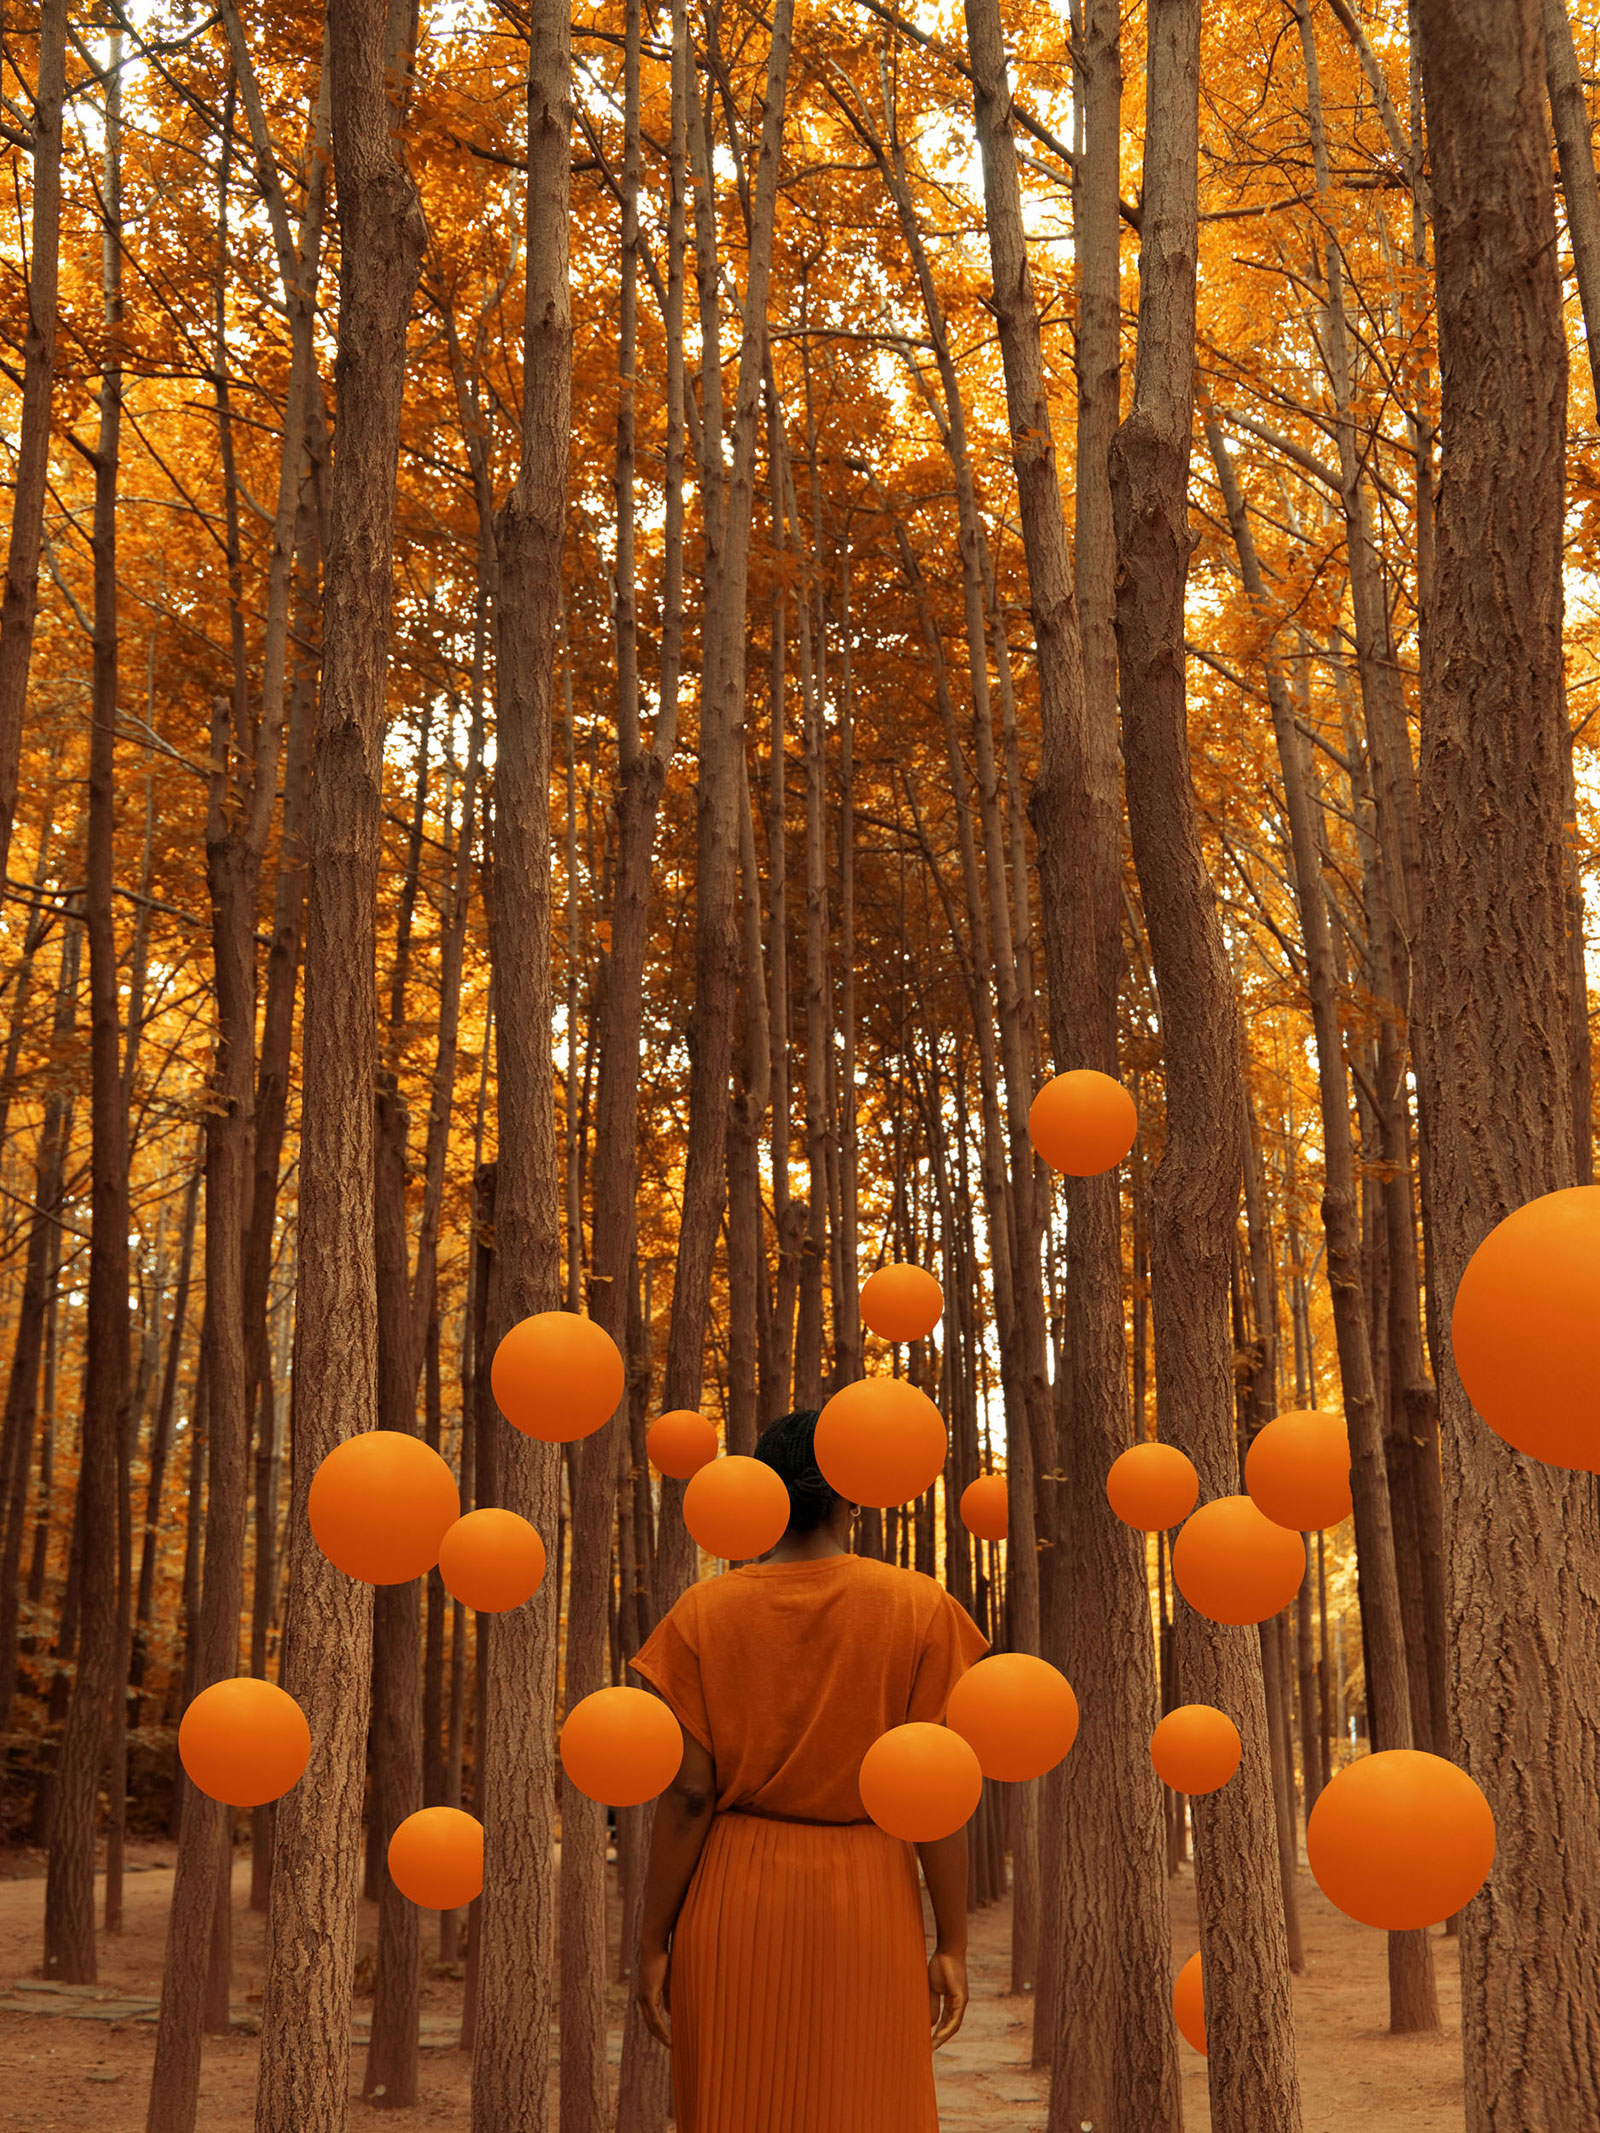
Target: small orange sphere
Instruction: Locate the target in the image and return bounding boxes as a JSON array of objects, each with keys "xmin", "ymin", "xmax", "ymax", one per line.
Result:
[
  {"xmin": 1307, "ymin": 1750, "xmax": 1496, "ymax": 1931},
  {"xmin": 1172, "ymin": 1496, "xmax": 1306, "ymax": 1625},
  {"xmin": 388, "ymin": 1807, "xmax": 483, "ymax": 1910},
  {"xmin": 815, "ymin": 1377, "xmax": 948, "ymax": 1508},
  {"xmin": 1150, "ymin": 1705, "xmax": 1242, "ymax": 1795},
  {"xmin": 960, "ymin": 1474, "xmax": 1009, "ymax": 1543},
  {"xmin": 647, "ymin": 1409, "xmax": 720, "ymax": 1479},
  {"xmin": 859, "ymin": 1264, "xmax": 945, "ymax": 1344},
  {"xmin": 683, "ymin": 1455, "xmax": 792, "ymax": 1560},
  {"xmin": 437, "ymin": 1509, "xmax": 546, "ymax": 1613},
  {"xmin": 561, "ymin": 1686, "xmax": 684, "ymax": 1807},
  {"xmin": 945, "ymin": 1655, "xmax": 1078, "ymax": 1781},
  {"xmin": 858, "ymin": 1722, "xmax": 984, "ymax": 1842},
  {"xmin": 1173, "ymin": 1952, "xmax": 1206, "ymax": 2056},
  {"xmin": 308, "ymin": 1431, "xmax": 460, "ymax": 1585},
  {"xmin": 491, "ymin": 1312, "xmax": 624, "ymax": 1443},
  {"xmin": 1246, "ymin": 1411, "xmax": 1352, "ymax": 1531},
  {"xmin": 1028, "ymin": 1070, "xmax": 1138, "ymax": 1176},
  {"xmin": 1106, "ymin": 1442, "xmax": 1199, "ymax": 1531},
  {"xmin": 178, "ymin": 1678, "xmax": 310, "ymax": 1808},
  {"xmin": 1450, "ymin": 1185, "xmax": 1600, "ymax": 1469}
]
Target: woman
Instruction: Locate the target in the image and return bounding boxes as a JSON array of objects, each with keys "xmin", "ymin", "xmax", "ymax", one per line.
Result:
[{"xmin": 628, "ymin": 1407, "xmax": 989, "ymax": 2133}]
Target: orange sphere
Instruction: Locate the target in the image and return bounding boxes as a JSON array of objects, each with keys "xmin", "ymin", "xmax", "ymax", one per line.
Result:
[
  {"xmin": 1172, "ymin": 1496, "xmax": 1306, "ymax": 1625},
  {"xmin": 1246, "ymin": 1410, "xmax": 1352, "ymax": 1531},
  {"xmin": 814, "ymin": 1377, "xmax": 948, "ymax": 1509},
  {"xmin": 561, "ymin": 1686, "xmax": 684, "ymax": 1807},
  {"xmin": 1173, "ymin": 1952, "xmax": 1207, "ymax": 2056},
  {"xmin": 859, "ymin": 1264, "xmax": 945, "ymax": 1344},
  {"xmin": 1450, "ymin": 1185, "xmax": 1600, "ymax": 1469},
  {"xmin": 491, "ymin": 1311, "xmax": 624, "ymax": 1443},
  {"xmin": 1028, "ymin": 1070, "xmax": 1138, "ymax": 1176},
  {"xmin": 308, "ymin": 1431, "xmax": 460, "ymax": 1585},
  {"xmin": 945, "ymin": 1655, "xmax": 1078, "ymax": 1782},
  {"xmin": 960, "ymin": 1474, "xmax": 1009, "ymax": 1543},
  {"xmin": 388, "ymin": 1807, "xmax": 483, "ymax": 1910},
  {"xmin": 1150, "ymin": 1704, "xmax": 1242, "ymax": 1795},
  {"xmin": 647, "ymin": 1409, "xmax": 720, "ymax": 1479},
  {"xmin": 1106, "ymin": 1442, "xmax": 1199, "ymax": 1531},
  {"xmin": 178, "ymin": 1678, "xmax": 310, "ymax": 1808},
  {"xmin": 683, "ymin": 1455, "xmax": 792, "ymax": 1560},
  {"xmin": 1307, "ymin": 1750, "xmax": 1495, "ymax": 1931},
  {"xmin": 437, "ymin": 1509, "xmax": 546, "ymax": 1613},
  {"xmin": 858, "ymin": 1722, "xmax": 984, "ymax": 1842}
]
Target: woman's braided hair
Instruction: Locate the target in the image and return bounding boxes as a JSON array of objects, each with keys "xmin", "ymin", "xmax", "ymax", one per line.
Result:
[{"xmin": 753, "ymin": 1409, "xmax": 839, "ymax": 1535}]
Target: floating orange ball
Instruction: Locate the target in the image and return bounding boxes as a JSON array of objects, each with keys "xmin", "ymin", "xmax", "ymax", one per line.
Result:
[
  {"xmin": 1172, "ymin": 1495, "xmax": 1306, "ymax": 1625},
  {"xmin": 1450, "ymin": 1185, "xmax": 1600, "ymax": 1469},
  {"xmin": 945, "ymin": 1655, "xmax": 1078, "ymax": 1781},
  {"xmin": 1028, "ymin": 1070, "xmax": 1139, "ymax": 1176},
  {"xmin": 436, "ymin": 1509, "xmax": 546, "ymax": 1613},
  {"xmin": 1246, "ymin": 1410, "xmax": 1352, "ymax": 1531},
  {"xmin": 960, "ymin": 1474, "xmax": 1009, "ymax": 1543},
  {"xmin": 561, "ymin": 1686, "xmax": 684, "ymax": 1807},
  {"xmin": 388, "ymin": 1807, "xmax": 483, "ymax": 1910},
  {"xmin": 491, "ymin": 1311, "xmax": 624, "ymax": 1443},
  {"xmin": 1106, "ymin": 1442, "xmax": 1199, "ymax": 1531},
  {"xmin": 859, "ymin": 1264, "xmax": 945, "ymax": 1344},
  {"xmin": 683, "ymin": 1454, "xmax": 792, "ymax": 1559},
  {"xmin": 308, "ymin": 1431, "xmax": 460, "ymax": 1586},
  {"xmin": 178, "ymin": 1678, "xmax": 310, "ymax": 1808},
  {"xmin": 815, "ymin": 1377, "xmax": 948, "ymax": 1508},
  {"xmin": 1307, "ymin": 1750, "xmax": 1495, "ymax": 1930},
  {"xmin": 1173, "ymin": 1952, "xmax": 1206, "ymax": 2055},
  {"xmin": 647, "ymin": 1409, "xmax": 720, "ymax": 1480},
  {"xmin": 858, "ymin": 1722, "xmax": 984, "ymax": 1842},
  {"xmin": 1150, "ymin": 1704, "xmax": 1242, "ymax": 1795}
]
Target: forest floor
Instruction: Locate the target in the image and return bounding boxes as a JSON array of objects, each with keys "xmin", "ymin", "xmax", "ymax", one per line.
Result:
[{"xmin": 0, "ymin": 1836, "xmax": 1465, "ymax": 2130}]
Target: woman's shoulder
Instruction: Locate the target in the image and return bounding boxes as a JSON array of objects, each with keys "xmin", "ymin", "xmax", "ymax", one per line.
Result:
[{"xmin": 849, "ymin": 1557, "xmax": 948, "ymax": 1614}]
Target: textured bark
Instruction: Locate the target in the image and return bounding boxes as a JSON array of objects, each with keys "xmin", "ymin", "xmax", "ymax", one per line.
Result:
[
  {"xmin": 253, "ymin": 0, "xmax": 425, "ymax": 2120},
  {"xmin": 131, "ymin": 1152, "xmax": 201, "ymax": 1717},
  {"xmin": 1109, "ymin": 3, "xmax": 1302, "ymax": 2126},
  {"xmin": 1412, "ymin": 0, "xmax": 1600, "ymax": 2123}
]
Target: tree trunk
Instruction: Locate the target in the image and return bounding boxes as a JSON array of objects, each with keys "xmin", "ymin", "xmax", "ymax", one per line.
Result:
[{"xmin": 1412, "ymin": 1, "xmax": 1600, "ymax": 2123}]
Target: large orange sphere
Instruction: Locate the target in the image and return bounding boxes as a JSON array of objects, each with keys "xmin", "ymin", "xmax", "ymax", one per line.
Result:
[
  {"xmin": 1450, "ymin": 1185, "xmax": 1600, "ymax": 1468},
  {"xmin": 1028, "ymin": 1070, "xmax": 1138, "ymax": 1176},
  {"xmin": 561, "ymin": 1686, "xmax": 684, "ymax": 1807},
  {"xmin": 1246, "ymin": 1411, "xmax": 1352, "ymax": 1531},
  {"xmin": 308, "ymin": 1431, "xmax": 460, "ymax": 1585},
  {"xmin": 1307, "ymin": 1750, "xmax": 1495, "ymax": 1930},
  {"xmin": 683, "ymin": 1455, "xmax": 792, "ymax": 1560},
  {"xmin": 1172, "ymin": 1496, "xmax": 1306, "ymax": 1625},
  {"xmin": 860, "ymin": 1264, "xmax": 945, "ymax": 1344},
  {"xmin": 647, "ymin": 1409, "xmax": 720, "ymax": 1479},
  {"xmin": 960, "ymin": 1474, "xmax": 1009, "ymax": 1543},
  {"xmin": 437, "ymin": 1509, "xmax": 546, "ymax": 1613},
  {"xmin": 1106, "ymin": 1442, "xmax": 1199, "ymax": 1531},
  {"xmin": 388, "ymin": 1807, "xmax": 483, "ymax": 1910},
  {"xmin": 491, "ymin": 1312, "xmax": 624, "ymax": 1443},
  {"xmin": 945, "ymin": 1655, "xmax": 1078, "ymax": 1781},
  {"xmin": 858, "ymin": 1723, "xmax": 984, "ymax": 1842},
  {"xmin": 178, "ymin": 1678, "xmax": 310, "ymax": 1808},
  {"xmin": 1150, "ymin": 1705, "xmax": 1242, "ymax": 1795},
  {"xmin": 1173, "ymin": 1952, "xmax": 1206, "ymax": 2056},
  {"xmin": 814, "ymin": 1377, "xmax": 948, "ymax": 1508}
]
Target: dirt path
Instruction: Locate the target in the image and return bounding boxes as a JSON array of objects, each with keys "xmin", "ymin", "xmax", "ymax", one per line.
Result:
[{"xmin": 0, "ymin": 1839, "xmax": 1465, "ymax": 2129}]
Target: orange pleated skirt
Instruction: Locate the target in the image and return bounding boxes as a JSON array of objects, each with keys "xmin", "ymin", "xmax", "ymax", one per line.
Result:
[{"xmin": 669, "ymin": 1809, "xmax": 939, "ymax": 2132}]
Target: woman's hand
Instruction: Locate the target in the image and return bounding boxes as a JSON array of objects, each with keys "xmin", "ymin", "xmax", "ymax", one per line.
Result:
[
  {"xmin": 927, "ymin": 1945, "xmax": 968, "ymax": 2049},
  {"xmin": 636, "ymin": 1942, "xmax": 672, "ymax": 2047}
]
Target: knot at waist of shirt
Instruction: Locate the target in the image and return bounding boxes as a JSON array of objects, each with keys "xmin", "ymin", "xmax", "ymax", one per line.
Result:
[{"xmin": 723, "ymin": 1804, "xmax": 873, "ymax": 1827}]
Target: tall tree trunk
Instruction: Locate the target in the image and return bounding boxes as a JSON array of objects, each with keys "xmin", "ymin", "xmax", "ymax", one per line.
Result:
[
  {"xmin": 1109, "ymin": 3, "xmax": 1303, "ymax": 2126},
  {"xmin": 1412, "ymin": 0, "xmax": 1600, "ymax": 2123},
  {"xmin": 131, "ymin": 1149, "xmax": 202, "ymax": 1718},
  {"xmin": 253, "ymin": 0, "xmax": 425, "ymax": 2121}
]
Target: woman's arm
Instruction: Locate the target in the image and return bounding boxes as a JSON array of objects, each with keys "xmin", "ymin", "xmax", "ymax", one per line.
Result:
[
  {"xmin": 915, "ymin": 1827, "xmax": 970, "ymax": 2047},
  {"xmin": 634, "ymin": 1729, "xmax": 717, "ymax": 2047}
]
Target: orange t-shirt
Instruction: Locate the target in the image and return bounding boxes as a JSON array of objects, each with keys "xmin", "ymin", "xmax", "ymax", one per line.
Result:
[{"xmin": 628, "ymin": 1553, "xmax": 990, "ymax": 1823}]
